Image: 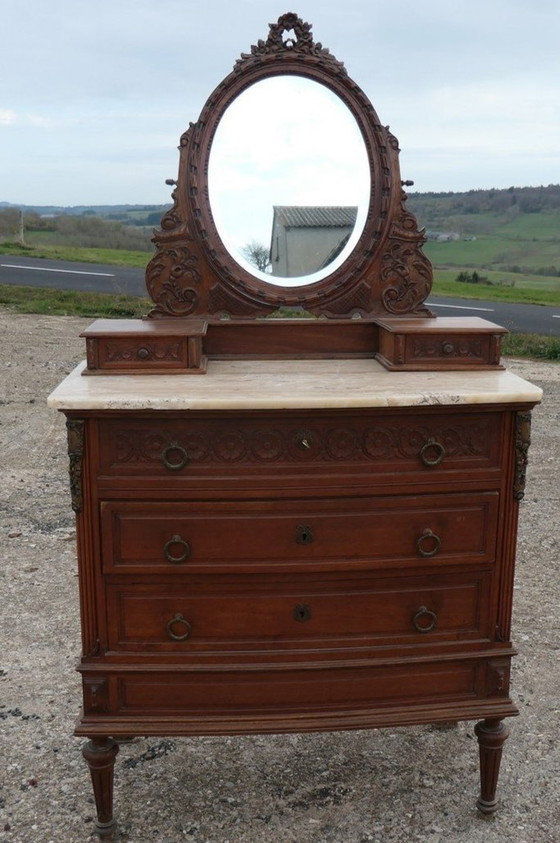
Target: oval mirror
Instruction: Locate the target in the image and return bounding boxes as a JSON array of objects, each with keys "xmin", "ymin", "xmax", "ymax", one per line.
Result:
[{"xmin": 208, "ymin": 76, "xmax": 371, "ymax": 288}]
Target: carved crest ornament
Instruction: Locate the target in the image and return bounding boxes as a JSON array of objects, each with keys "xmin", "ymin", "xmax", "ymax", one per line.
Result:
[{"xmin": 146, "ymin": 12, "xmax": 433, "ymax": 320}]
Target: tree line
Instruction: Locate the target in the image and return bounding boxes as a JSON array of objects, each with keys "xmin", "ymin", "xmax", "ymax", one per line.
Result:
[
  {"xmin": 408, "ymin": 184, "xmax": 560, "ymax": 217},
  {"xmin": 0, "ymin": 209, "xmax": 154, "ymax": 252}
]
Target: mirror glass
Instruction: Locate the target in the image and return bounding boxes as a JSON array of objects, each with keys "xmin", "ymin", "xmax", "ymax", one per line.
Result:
[{"xmin": 208, "ymin": 76, "xmax": 371, "ymax": 288}]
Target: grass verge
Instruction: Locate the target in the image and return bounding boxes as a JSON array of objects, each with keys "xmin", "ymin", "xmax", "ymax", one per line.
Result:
[
  {"xmin": 432, "ymin": 271, "xmax": 560, "ymax": 306},
  {"xmin": 0, "ymin": 242, "xmax": 150, "ymax": 269},
  {"xmin": 501, "ymin": 333, "xmax": 560, "ymax": 361},
  {"xmin": 0, "ymin": 283, "xmax": 151, "ymax": 318}
]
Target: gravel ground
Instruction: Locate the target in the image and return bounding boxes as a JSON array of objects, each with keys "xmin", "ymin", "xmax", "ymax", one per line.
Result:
[{"xmin": 1, "ymin": 310, "xmax": 559, "ymax": 843}]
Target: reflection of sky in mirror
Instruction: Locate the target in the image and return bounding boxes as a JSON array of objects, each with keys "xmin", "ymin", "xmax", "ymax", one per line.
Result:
[{"xmin": 208, "ymin": 76, "xmax": 370, "ymax": 287}]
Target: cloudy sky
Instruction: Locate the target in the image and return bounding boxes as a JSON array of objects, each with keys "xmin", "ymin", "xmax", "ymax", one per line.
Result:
[{"xmin": 1, "ymin": 0, "xmax": 559, "ymax": 207}]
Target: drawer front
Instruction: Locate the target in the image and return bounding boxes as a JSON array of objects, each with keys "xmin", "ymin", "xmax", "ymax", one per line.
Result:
[
  {"xmin": 105, "ymin": 571, "xmax": 492, "ymax": 654},
  {"xmin": 101, "ymin": 493, "xmax": 498, "ymax": 573},
  {"xmin": 86, "ymin": 335, "xmax": 189, "ymax": 371},
  {"xmin": 114, "ymin": 660, "xmax": 482, "ymax": 718},
  {"xmin": 96, "ymin": 410, "xmax": 503, "ymax": 487}
]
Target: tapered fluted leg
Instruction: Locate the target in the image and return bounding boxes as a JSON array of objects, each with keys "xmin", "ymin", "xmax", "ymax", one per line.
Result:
[
  {"xmin": 474, "ymin": 718, "xmax": 510, "ymax": 814},
  {"xmin": 82, "ymin": 737, "xmax": 119, "ymax": 838}
]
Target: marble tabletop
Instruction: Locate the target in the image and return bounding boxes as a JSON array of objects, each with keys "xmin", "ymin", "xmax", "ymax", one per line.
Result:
[{"xmin": 47, "ymin": 359, "xmax": 543, "ymax": 411}]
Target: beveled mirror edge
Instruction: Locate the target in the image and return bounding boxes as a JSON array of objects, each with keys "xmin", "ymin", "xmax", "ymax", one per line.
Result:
[{"xmin": 145, "ymin": 12, "xmax": 433, "ymax": 320}]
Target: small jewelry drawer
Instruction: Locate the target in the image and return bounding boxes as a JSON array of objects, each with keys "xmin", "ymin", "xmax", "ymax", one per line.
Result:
[
  {"xmin": 100, "ymin": 492, "xmax": 499, "ymax": 574},
  {"xmin": 376, "ymin": 317, "xmax": 506, "ymax": 371},
  {"xmin": 105, "ymin": 569, "xmax": 492, "ymax": 655},
  {"xmin": 96, "ymin": 409, "xmax": 504, "ymax": 489},
  {"xmin": 82, "ymin": 318, "xmax": 207, "ymax": 374}
]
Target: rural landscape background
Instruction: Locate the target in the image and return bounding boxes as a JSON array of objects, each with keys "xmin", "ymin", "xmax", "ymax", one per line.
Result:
[{"xmin": 1, "ymin": 184, "xmax": 559, "ymax": 358}]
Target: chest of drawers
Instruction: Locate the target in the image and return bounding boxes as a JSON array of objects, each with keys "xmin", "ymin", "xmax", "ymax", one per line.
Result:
[
  {"xmin": 44, "ymin": 13, "xmax": 546, "ymax": 836},
  {"xmin": 48, "ymin": 359, "xmax": 541, "ymax": 837}
]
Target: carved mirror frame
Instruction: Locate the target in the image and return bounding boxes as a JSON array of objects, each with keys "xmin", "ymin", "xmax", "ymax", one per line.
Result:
[{"xmin": 146, "ymin": 13, "xmax": 433, "ymax": 320}]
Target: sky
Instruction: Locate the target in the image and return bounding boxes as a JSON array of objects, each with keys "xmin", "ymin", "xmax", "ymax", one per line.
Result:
[{"xmin": 1, "ymin": 0, "xmax": 559, "ymax": 207}]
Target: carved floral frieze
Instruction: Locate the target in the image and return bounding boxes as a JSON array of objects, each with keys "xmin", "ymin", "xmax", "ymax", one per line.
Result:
[{"xmin": 109, "ymin": 417, "xmax": 494, "ymax": 468}]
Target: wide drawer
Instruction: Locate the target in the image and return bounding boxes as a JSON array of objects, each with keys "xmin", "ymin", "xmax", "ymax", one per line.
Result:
[
  {"xmin": 105, "ymin": 570, "xmax": 492, "ymax": 655},
  {"xmin": 96, "ymin": 409, "xmax": 504, "ymax": 489},
  {"xmin": 101, "ymin": 492, "xmax": 499, "ymax": 574},
  {"xmin": 112, "ymin": 660, "xmax": 484, "ymax": 718}
]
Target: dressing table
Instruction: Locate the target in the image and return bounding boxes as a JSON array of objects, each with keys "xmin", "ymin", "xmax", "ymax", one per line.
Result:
[{"xmin": 48, "ymin": 14, "xmax": 542, "ymax": 838}]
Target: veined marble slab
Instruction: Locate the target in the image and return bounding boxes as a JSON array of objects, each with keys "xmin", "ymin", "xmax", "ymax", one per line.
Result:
[{"xmin": 48, "ymin": 359, "xmax": 543, "ymax": 411}]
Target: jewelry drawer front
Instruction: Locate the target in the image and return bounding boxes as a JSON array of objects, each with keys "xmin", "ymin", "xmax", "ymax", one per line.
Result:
[
  {"xmin": 100, "ymin": 492, "xmax": 499, "ymax": 574},
  {"xmin": 96, "ymin": 410, "xmax": 503, "ymax": 487},
  {"xmin": 105, "ymin": 570, "xmax": 493, "ymax": 655}
]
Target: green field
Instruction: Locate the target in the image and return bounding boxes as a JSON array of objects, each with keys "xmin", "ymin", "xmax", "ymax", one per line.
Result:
[
  {"xmin": 424, "ymin": 233, "xmax": 560, "ymax": 273},
  {"xmin": 0, "ymin": 241, "xmax": 151, "ymax": 268},
  {"xmin": 405, "ymin": 198, "xmax": 560, "ymax": 305}
]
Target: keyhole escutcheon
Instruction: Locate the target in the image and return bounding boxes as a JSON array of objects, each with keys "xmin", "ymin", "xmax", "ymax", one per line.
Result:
[
  {"xmin": 296, "ymin": 524, "xmax": 314, "ymax": 545},
  {"xmin": 293, "ymin": 604, "xmax": 312, "ymax": 622}
]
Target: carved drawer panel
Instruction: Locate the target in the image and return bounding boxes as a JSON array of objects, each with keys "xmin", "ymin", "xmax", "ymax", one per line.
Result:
[
  {"xmin": 105, "ymin": 570, "xmax": 492, "ymax": 656},
  {"xmin": 96, "ymin": 409, "xmax": 504, "ymax": 488},
  {"xmin": 100, "ymin": 492, "xmax": 498, "ymax": 574}
]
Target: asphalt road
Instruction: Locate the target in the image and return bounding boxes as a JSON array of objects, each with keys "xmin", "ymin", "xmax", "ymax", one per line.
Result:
[
  {"xmin": 0, "ymin": 255, "xmax": 145, "ymax": 296},
  {"xmin": 1, "ymin": 255, "xmax": 559, "ymax": 336}
]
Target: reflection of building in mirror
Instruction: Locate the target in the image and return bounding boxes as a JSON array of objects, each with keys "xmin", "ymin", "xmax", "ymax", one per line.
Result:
[{"xmin": 270, "ymin": 206, "xmax": 357, "ymax": 278}]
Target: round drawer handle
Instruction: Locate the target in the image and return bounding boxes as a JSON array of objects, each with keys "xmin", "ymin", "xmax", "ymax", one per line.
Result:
[
  {"xmin": 166, "ymin": 613, "xmax": 192, "ymax": 641},
  {"xmin": 163, "ymin": 535, "xmax": 191, "ymax": 564},
  {"xmin": 137, "ymin": 346, "xmax": 151, "ymax": 360},
  {"xmin": 296, "ymin": 524, "xmax": 314, "ymax": 545},
  {"xmin": 161, "ymin": 442, "xmax": 189, "ymax": 471},
  {"xmin": 419, "ymin": 438, "xmax": 446, "ymax": 467},
  {"xmin": 442, "ymin": 342, "xmax": 455, "ymax": 355},
  {"xmin": 413, "ymin": 606, "xmax": 438, "ymax": 633},
  {"xmin": 416, "ymin": 528, "xmax": 442, "ymax": 558}
]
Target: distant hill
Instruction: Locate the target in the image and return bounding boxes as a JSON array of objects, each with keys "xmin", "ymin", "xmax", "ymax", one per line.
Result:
[
  {"xmin": 2, "ymin": 185, "xmax": 560, "ymax": 228},
  {"xmin": 406, "ymin": 184, "xmax": 560, "ymax": 230},
  {"xmin": 0, "ymin": 202, "xmax": 168, "ymax": 226}
]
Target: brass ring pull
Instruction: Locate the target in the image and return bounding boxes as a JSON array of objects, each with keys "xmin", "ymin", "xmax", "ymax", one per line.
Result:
[
  {"xmin": 166, "ymin": 613, "xmax": 192, "ymax": 641},
  {"xmin": 416, "ymin": 528, "xmax": 441, "ymax": 558},
  {"xmin": 413, "ymin": 606, "xmax": 438, "ymax": 633},
  {"xmin": 161, "ymin": 442, "xmax": 188, "ymax": 471},
  {"xmin": 163, "ymin": 535, "xmax": 191, "ymax": 564},
  {"xmin": 419, "ymin": 438, "xmax": 446, "ymax": 467}
]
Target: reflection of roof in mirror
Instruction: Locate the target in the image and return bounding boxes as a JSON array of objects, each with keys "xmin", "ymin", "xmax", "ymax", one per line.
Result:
[
  {"xmin": 208, "ymin": 75, "xmax": 370, "ymax": 288},
  {"xmin": 270, "ymin": 206, "xmax": 358, "ymax": 278},
  {"xmin": 273, "ymin": 206, "xmax": 358, "ymax": 228}
]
